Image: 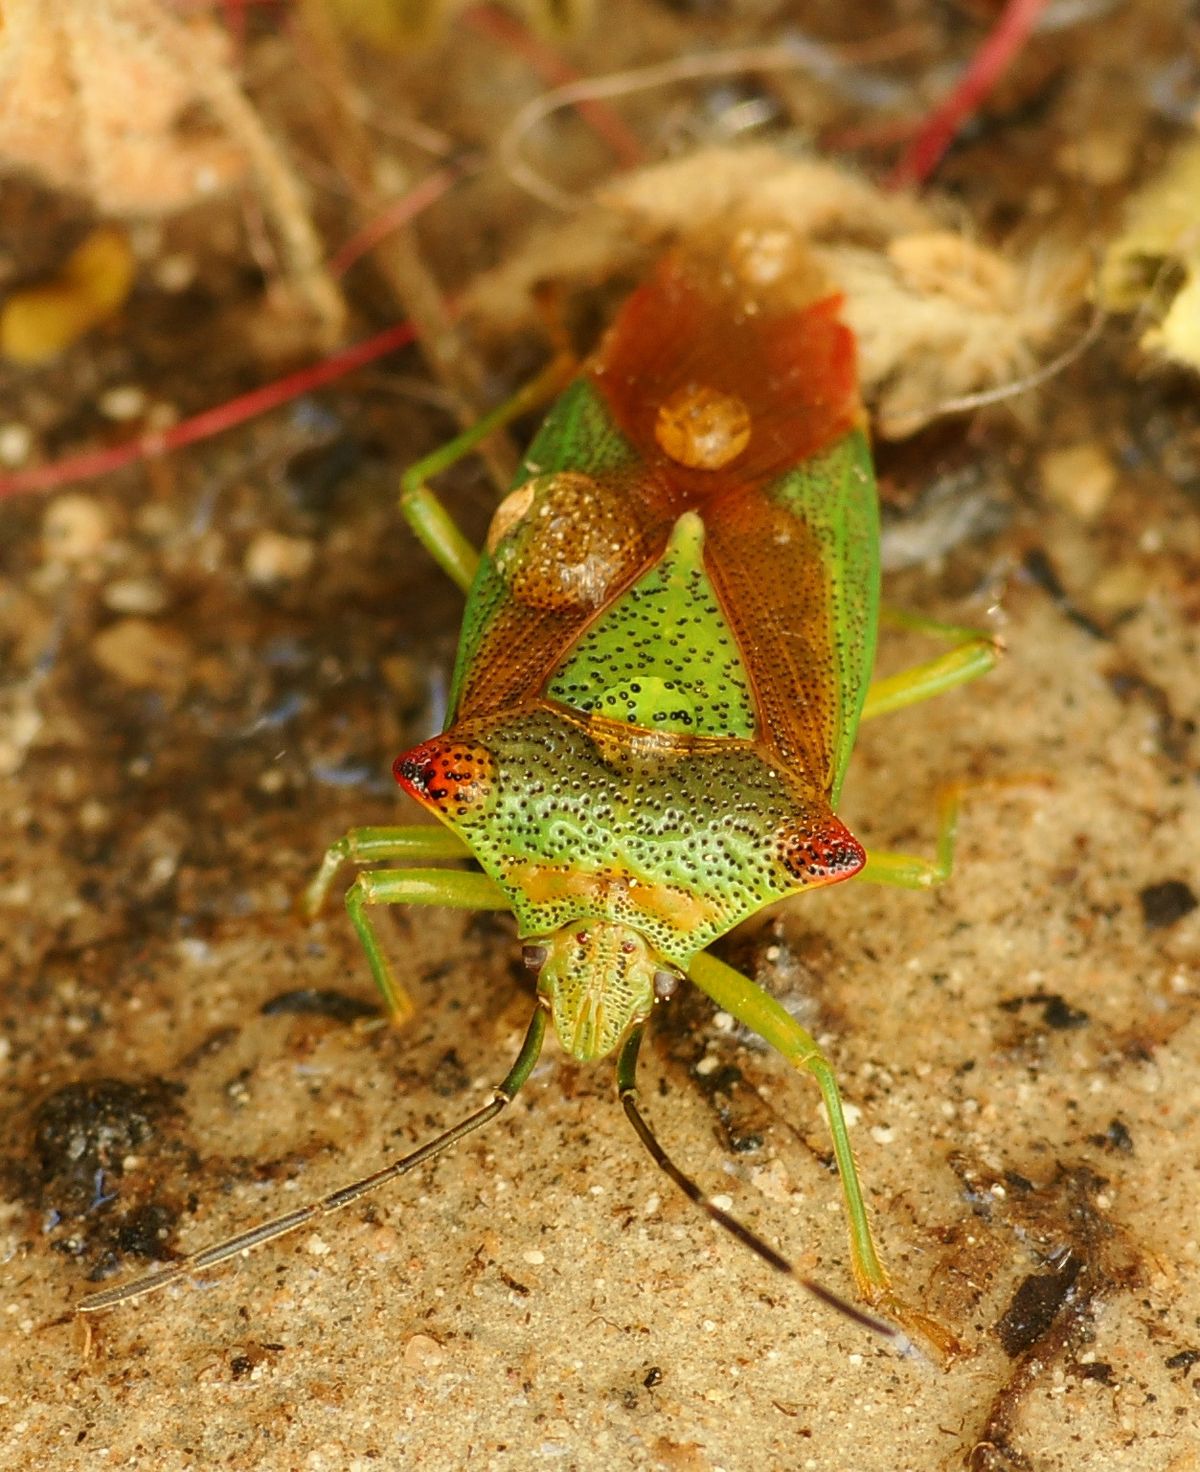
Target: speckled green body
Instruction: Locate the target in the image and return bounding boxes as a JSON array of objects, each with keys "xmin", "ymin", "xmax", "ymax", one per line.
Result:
[{"xmin": 396, "ymin": 253, "xmax": 879, "ymax": 1059}]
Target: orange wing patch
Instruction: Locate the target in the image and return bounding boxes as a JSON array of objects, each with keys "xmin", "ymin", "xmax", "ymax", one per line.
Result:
[{"xmin": 592, "ymin": 253, "xmax": 859, "ymax": 495}]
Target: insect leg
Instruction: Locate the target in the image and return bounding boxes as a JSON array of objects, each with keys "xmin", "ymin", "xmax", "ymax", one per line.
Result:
[
  {"xmin": 616, "ymin": 1024, "xmax": 899, "ymax": 1343},
  {"xmin": 76, "ymin": 1006, "xmax": 549, "ymax": 1314},
  {"xmin": 617, "ymin": 1024, "xmax": 790, "ymax": 1273},
  {"xmin": 687, "ymin": 950, "xmax": 957, "ymax": 1357},
  {"xmin": 687, "ymin": 953, "xmax": 887, "ymax": 1287},
  {"xmin": 862, "ymin": 607, "xmax": 999, "ymax": 721},
  {"xmin": 860, "ymin": 771, "xmax": 1048, "ymax": 890},
  {"xmin": 343, "ymin": 867, "xmax": 511, "ymax": 1024},
  {"xmin": 303, "ymin": 823, "xmax": 470, "ymax": 917},
  {"xmin": 858, "ymin": 784, "xmax": 964, "ymax": 889},
  {"xmin": 400, "ymin": 354, "xmax": 576, "ymax": 592}
]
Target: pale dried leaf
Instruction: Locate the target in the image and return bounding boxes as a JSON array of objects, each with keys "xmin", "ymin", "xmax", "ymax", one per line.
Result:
[
  {"xmin": 0, "ymin": 0, "xmax": 343, "ymax": 334},
  {"xmin": 0, "ymin": 0, "xmax": 248, "ymax": 214},
  {"xmin": 1097, "ymin": 136, "xmax": 1200, "ymax": 371}
]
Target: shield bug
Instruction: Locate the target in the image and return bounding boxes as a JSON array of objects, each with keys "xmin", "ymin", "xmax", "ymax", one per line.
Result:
[{"xmin": 78, "ymin": 237, "xmax": 997, "ymax": 1352}]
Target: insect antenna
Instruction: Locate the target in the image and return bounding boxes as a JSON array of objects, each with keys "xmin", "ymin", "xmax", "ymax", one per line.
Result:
[
  {"xmin": 76, "ymin": 1006, "xmax": 549, "ymax": 1315},
  {"xmin": 616, "ymin": 1024, "xmax": 902, "ymax": 1343}
]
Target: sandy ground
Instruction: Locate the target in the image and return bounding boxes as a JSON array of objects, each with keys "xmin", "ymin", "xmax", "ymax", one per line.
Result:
[
  {"xmin": 3, "ymin": 388, "xmax": 1199, "ymax": 1472},
  {"xmin": 2, "ymin": 6, "xmax": 1200, "ymax": 1471}
]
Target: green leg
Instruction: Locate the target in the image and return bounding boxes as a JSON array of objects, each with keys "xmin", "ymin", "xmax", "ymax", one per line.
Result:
[
  {"xmin": 303, "ymin": 824, "xmax": 471, "ymax": 918},
  {"xmin": 859, "ymin": 785, "xmax": 962, "ymax": 889},
  {"xmin": 862, "ymin": 607, "xmax": 999, "ymax": 722},
  {"xmin": 688, "ymin": 952, "xmax": 886, "ymax": 1292},
  {"xmin": 399, "ymin": 356, "xmax": 577, "ymax": 592},
  {"xmin": 858, "ymin": 609, "xmax": 1007, "ymax": 885},
  {"xmin": 688, "ymin": 949, "xmax": 957, "ymax": 1356},
  {"xmin": 302, "ymin": 824, "xmax": 503, "ymax": 1025},
  {"xmin": 345, "ymin": 867, "xmax": 510, "ymax": 1025}
]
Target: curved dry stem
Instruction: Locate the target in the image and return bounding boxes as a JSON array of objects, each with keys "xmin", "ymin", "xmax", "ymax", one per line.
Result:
[{"xmin": 499, "ymin": 45, "xmax": 855, "ymax": 212}]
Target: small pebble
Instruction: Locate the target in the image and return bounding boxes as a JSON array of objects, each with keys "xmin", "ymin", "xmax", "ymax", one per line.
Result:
[
  {"xmin": 134, "ymin": 503, "xmax": 180, "ymax": 538},
  {"xmin": 1140, "ymin": 879, "xmax": 1198, "ymax": 930},
  {"xmin": 43, "ymin": 494, "xmax": 112, "ymax": 564},
  {"xmin": 1056, "ymin": 130, "xmax": 1134, "ymax": 187},
  {"xmin": 102, "ymin": 576, "xmax": 170, "ymax": 615},
  {"xmin": 1091, "ymin": 560, "xmax": 1150, "ymax": 614},
  {"xmin": 403, "ymin": 1333, "xmax": 445, "ymax": 1371},
  {"xmin": 244, "ymin": 531, "xmax": 316, "ymax": 585},
  {"xmin": 0, "ymin": 422, "xmax": 32, "ymax": 466},
  {"xmin": 154, "ymin": 253, "xmax": 197, "ymax": 292},
  {"xmin": 1039, "ymin": 443, "xmax": 1117, "ymax": 521},
  {"xmin": 98, "ymin": 384, "xmax": 148, "ymax": 422},
  {"xmin": 748, "ymin": 1159, "xmax": 791, "ymax": 1204},
  {"xmin": 91, "ymin": 617, "xmax": 191, "ymax": 695},
  {"xmin": 0, "ymin": 692, "xmax": 42, "ymax": 777},
  {"xmin": 78, "ymin": 800, "xmax": 110, "ymax": 832}
]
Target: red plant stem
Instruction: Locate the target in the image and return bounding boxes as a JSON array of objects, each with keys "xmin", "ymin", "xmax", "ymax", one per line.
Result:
[
  {"xmin": 465, "ymin": 5, "xmax": 643, "ymax": 167},
  {"xmin": 220, "ymin": 0, "xmax": 247, "ymax": 45},
  {"xmin": 329, "ymin": 168, "xmax": 463, "ymax": 280},
  {"xmin": 888, "ymin": 0, "xmax": 1051, "ymax": 188},
  {"xmin": 0, "ymin": 320, "xmax": 416, "ymax": 500},
  {"xmin": 824, "ymin": 116, "xmax": 920, "ymax": 155}
]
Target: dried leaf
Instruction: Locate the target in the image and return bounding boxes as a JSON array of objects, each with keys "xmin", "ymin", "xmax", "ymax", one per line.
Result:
[
  {"xmin": 0, "ymin": 0, "xmax": 248, "ymax": 214},
  {"xmin": 0, "ymin": 0, "xmax": 343, "ymax": 335},
  {"xmin": 1097, "ymin": 137, "xmax": 1200, "ymax": 371}
]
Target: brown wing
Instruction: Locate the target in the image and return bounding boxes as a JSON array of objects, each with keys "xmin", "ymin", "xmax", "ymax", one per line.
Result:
[{"xmin": 449, "ymin": 249, "xmax": 870, "ymax": 797}]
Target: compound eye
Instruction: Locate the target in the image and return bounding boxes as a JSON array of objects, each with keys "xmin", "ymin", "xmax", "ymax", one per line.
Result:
[
  {"xmin": 521, "ymin": 944, "xmax": 549, "ymax": 974},
  {"xmin": 653, "ymin": 969, "xmax": 680, "ymax": 1002}
]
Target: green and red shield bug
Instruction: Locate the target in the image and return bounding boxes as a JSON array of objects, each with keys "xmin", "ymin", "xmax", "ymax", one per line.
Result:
[{"xmin": 78, "ymin": 236, "xmax": 998, "ymax": 1353}]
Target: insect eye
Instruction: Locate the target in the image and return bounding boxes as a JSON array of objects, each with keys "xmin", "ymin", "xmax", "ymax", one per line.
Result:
[
  {"xmin": 521, "ymin": 944, "xmax": 548, "ymax": 973},
  {"xmin": 653, "ymin": 969, "xmax": 680, "ymax": 1002}
]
